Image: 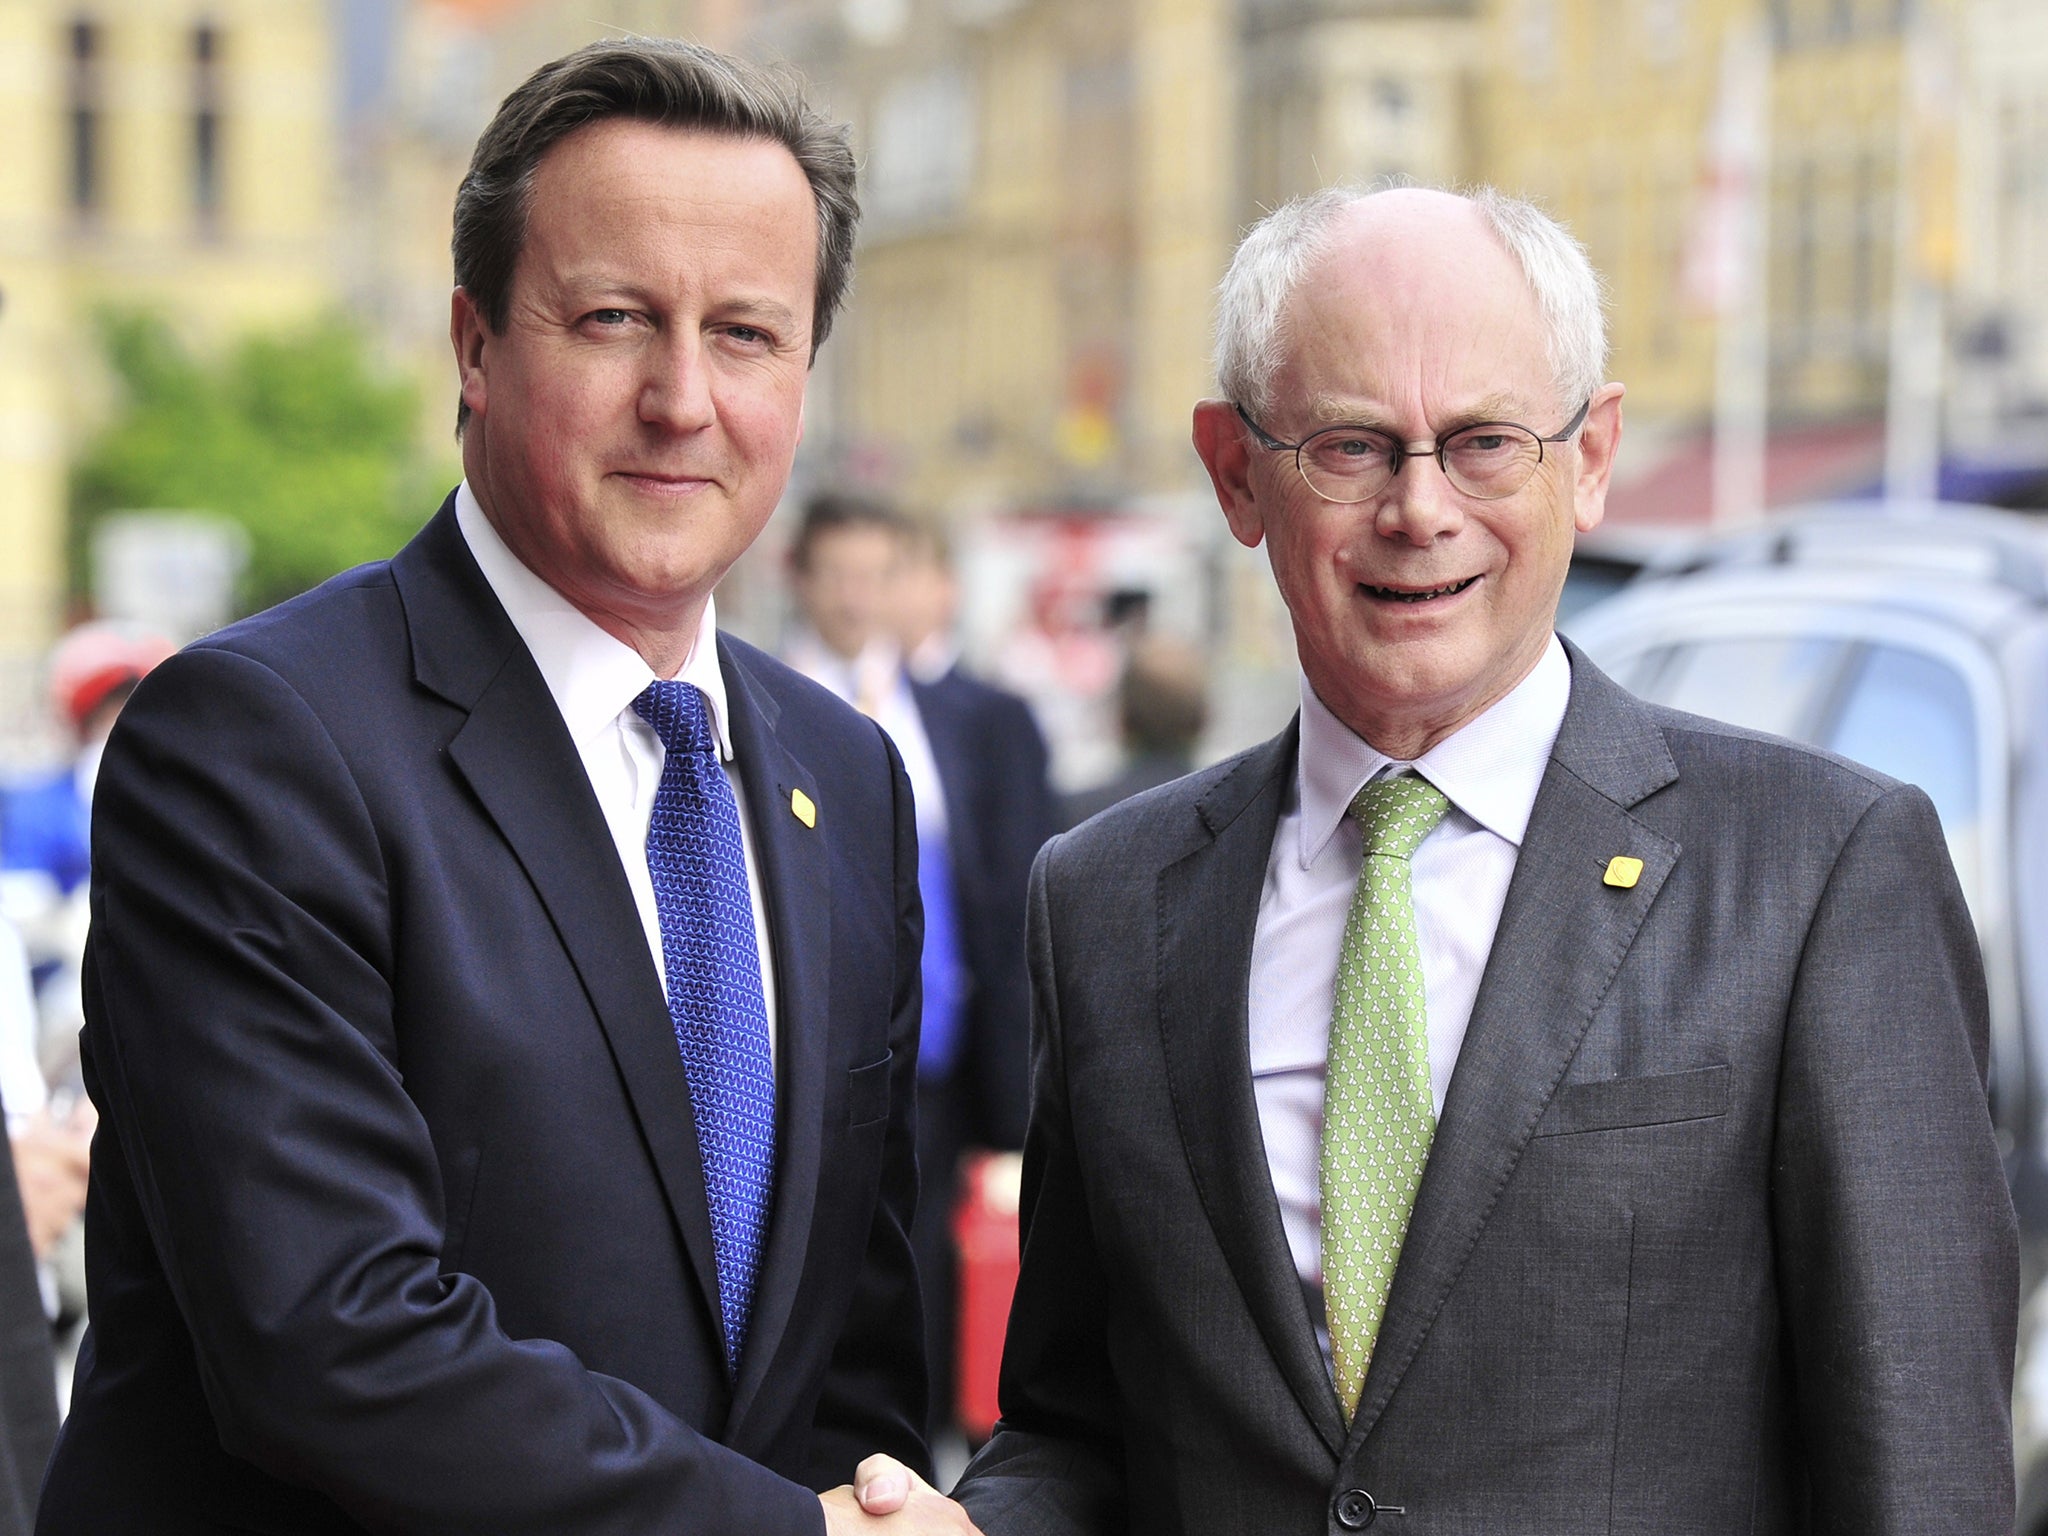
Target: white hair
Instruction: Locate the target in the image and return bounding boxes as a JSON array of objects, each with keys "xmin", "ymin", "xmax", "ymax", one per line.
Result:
[{"xmin": 1212, "ymin": 182, "xmax": 1609, "ymax": 419}]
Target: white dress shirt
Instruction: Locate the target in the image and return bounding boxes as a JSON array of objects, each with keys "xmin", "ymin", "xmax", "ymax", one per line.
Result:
[
  {"xmin": 454, "ymin": 484, "xmax": 778, "ymax": 1063},
  {"xmin": 1248, "ymin": 636, "xmax": 1571, "ymax": 1289},
  {"xmin": 783, "ymin": 634, "xmax": 951, "ymax": 841}
]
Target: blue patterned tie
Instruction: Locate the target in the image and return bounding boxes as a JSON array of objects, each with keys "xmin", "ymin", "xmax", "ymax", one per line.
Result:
[{"xmin": 634, "ymin": 679, "xmax": 776, "ymax": 1372}]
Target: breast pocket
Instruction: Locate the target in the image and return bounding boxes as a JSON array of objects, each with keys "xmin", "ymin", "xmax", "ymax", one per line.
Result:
[
  {"xmin": 846, "ymin": 1052, "xmax": 893, "ymax": 1130},
  {"xmin": 1532, "ymin": 1063, "xmax": 1730, "ymax": 1138}
]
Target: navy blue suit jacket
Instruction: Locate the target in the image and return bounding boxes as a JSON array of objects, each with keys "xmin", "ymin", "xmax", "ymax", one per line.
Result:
[
  {"xmin": 908, "ymin": 670, "xmax": 1053, "ymax": 1151},
  {"xmin": 39, "ymin": 500, "xmax": 927, "ymax": 1534}
]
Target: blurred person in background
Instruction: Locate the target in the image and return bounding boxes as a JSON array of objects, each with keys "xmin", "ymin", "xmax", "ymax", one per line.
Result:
[
  {"xmin": 1060, "ymin": 635, "xmax": 1209, "ymax": 829},
  {"xmin": 0, "ymin": 1094, "xmax": 57, "ymax": 1536},
  {"xmin": 0, "ymin": 913, "xmax": 59, "ymax": 1531},
  {"xmin": 2, "ymin": 918, "xmax": 86, "ymax": 1281},
  {"xmin": 41, "ymin": 37, "xmax": 976, "ymax": 1536},
  {"xmin": 787, "ymin": 496, "xmax": 1054, "ymax": 1452},
  {"xmin": 0, "ymin": 622, "xmax": 175, "ymax": 902},
  {"xmin": 893, "ymin": 524, "xmax": 968, "ymax": 687},
  {"xmin": 0, "ymin": 624, "xmax": 144, "ymax": 1344}
]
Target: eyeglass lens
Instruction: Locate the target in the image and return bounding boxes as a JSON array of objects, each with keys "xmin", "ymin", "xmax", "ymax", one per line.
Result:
[{"xmin": 1299, "ymin": 423, "xmax": 1544, "ymax": 503}]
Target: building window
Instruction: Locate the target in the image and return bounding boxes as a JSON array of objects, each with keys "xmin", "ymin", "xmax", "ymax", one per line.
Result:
[
  {"xmin": 1642, "ymin": 0, "xmax": 1688, "ymax": 65},
  {"xmin": 67, "ymin": 17, "xmax": 101, "ymax": 219},
  {"xmin": 192, "ymin": 23, "xmax": 223, "ymax": 229},
  {"xmin": 864, "ymin": 67, "xmax": 975, "ymax": 230},
  {"xmin": 1516, "ymin": 0, "xmax": 1557, "ymax": 82}
]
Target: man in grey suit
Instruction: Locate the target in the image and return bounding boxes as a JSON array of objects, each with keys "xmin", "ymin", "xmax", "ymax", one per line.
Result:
[{"xmin": 857, "ymin": 185, "xmax": 2019, "ymax": 1532}]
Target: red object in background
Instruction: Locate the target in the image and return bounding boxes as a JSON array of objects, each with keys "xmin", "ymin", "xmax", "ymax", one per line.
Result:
[
  {"xmin": 952, "ymin": 1151, "xmax": 1023, "ymax": 1441},
  {"xmin": 47, "ymin": 621, "xmax": 176, "ymax": 735}
]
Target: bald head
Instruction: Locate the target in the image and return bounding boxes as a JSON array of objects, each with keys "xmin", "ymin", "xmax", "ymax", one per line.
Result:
[
  {"xmin": 1274, "ymin": 192, "xmax": 1553, "ymax": 425},
  {"xmin": 1212, "ymin": 183, "xmax": 1606, "ymax": 419}
]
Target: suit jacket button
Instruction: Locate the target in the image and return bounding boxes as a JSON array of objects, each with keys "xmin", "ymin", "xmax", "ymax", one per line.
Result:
[{"xmin": 1332, "ymin": 1489, "xmax": 1376, "ymax": 1529}]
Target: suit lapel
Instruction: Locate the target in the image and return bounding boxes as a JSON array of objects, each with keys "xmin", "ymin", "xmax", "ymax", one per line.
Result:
[
  {"xmin": 1347, "ymin": 650, "xmax": 1682, "ymax": 1447},
  {"xmin": 719, "ymin": 641, "xmax": 832, "ymax": 1435},
  {"xmin": 392, "ymin": 504, "xmax": 726, "ymax": 1347},
  {"xmin": 1157, "ymin": 725, "xmax": 1351, "ymax": 1459}
]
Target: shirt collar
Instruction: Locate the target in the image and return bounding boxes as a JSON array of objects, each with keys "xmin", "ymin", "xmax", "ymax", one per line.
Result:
[
  {"xmin": 784, "ymin": 630, "xmax": 906, "ymax": 711},
  {"xmin": 1296, "ymin": 634, "xmax": 1571, "ymax": 868},
  {"xmin": 454, "ymin": 481, "xmax": 734, "ymax": 761}
]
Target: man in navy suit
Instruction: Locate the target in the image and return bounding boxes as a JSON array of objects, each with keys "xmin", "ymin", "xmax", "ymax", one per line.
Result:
[
  {"xmin": 40, "ymin": 39, "xmax": 977, "ymax": 1536},
  {"xmin": 786, "ymin": 499, "xmax": 1054, "ymax": 1444}
]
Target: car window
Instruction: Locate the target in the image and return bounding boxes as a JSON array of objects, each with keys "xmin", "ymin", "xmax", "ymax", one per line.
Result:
[
  {"xmin": 1825, "ymin": 645, "xmax": 1983, "ymax": 913},
  {"xmin": 1634, "ymin": 636, "xmax": 1854, "ymax": 740},
  {"xmin": 1621, "ymin": 635, "xmax": 1986, "ymax": 913}
]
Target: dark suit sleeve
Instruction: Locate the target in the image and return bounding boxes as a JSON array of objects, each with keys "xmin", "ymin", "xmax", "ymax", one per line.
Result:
[
  {"xmin": 86, "ymin": 648, "xmax": 827, "ymax": 1536},
  {"xmin": 0, "ymin": 1122, "xmax": 57, "ymax": 1536},
  {"xmin": 954, "ymin": 843, "xmax": 1125, "ymax": 1535},
  {"xmin": 803, "ymin": 728, "xmax": 931, "ymax": 1486},
  {"xmin": 1772, "ymin": 783, "xmax": 2017, "ymax": 1531},
  {"xmin": 963, "ymin": 691, "xmax": 1056, "ymax": 1152}
]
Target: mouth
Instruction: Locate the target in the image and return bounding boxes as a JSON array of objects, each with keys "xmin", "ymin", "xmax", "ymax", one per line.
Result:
[
  {"xmin": 613, "ymin": 470, "xmax": 718, "ymax": 497},
  {"xmin": 1359, "ymin": 575, "xmax": 1479, "ymax": 604}
]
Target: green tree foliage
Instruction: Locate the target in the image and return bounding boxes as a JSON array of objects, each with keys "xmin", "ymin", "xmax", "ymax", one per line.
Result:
[{"xmin": 70, "ymin": 311, "xmax": 456, "ymax": 613}]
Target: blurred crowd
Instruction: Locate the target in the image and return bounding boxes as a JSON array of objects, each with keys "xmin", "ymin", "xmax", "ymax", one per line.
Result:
[{"xmin": 0, "ymin": 622, "xmax": 181, "ymax": 1383}]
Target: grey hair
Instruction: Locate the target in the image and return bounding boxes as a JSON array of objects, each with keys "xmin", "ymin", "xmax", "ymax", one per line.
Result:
[{"xmin": 1212, "ymin": 183, "xmax": 1608, "ymax": 418}]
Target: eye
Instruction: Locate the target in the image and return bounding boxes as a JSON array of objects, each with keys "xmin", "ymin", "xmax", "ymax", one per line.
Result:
[
  {"xmin": 720, "ymin": 323, "xmax": 774, "ymax": 347},
  {"xmin": 1309, "ymin": 430, "xmax": 1394, "ymax": 458},
  {"xmin": 582, "ymin": 308, "xmax": 634, "ymax": 330},
  {"xmin": 1450, "ymin": 429, "xmax": 1518, "ymax": 455},
  {"xmin": 1302, "ymin": 428, "xmax": 1397, "ymax": 474}
]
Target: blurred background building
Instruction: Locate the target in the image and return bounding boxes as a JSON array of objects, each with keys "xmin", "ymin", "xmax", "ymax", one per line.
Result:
[
  {"xmin": 0, "ymin": 0, "xmax": 337, "ymax": 754},
  {"xmin": 2, "ymin": 0, "xmax": 2046, "ymax": 778}
]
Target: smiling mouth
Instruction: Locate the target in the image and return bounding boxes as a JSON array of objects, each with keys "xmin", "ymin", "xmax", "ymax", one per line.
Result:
[{"xmin": 1361, "ymin": 576, "xmax": 1479, "ymax": 603}]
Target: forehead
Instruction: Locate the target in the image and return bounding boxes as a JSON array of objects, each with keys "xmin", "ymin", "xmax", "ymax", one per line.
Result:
[
  {"xmin": 519, "ymin": 118, "xmax": 817, "ymax": 272},
  {"xmin": 1273, "ymin": 198, "xmax": 1553, "ymax": 421}
]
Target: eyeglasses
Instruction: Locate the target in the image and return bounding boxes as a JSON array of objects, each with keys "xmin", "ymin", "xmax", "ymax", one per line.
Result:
[{"xmin": 1233, "ymin": 398, "xmax": 1592, "ymax": 504}]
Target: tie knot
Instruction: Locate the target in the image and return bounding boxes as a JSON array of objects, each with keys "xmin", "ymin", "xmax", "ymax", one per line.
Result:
[
  {"xmin": 634, "ymin": 679, "xmax": 718, "ymax": 758},
  {"xmin": 1349, "ymin": 774, "xmax": 1449, "ymax": 861}
]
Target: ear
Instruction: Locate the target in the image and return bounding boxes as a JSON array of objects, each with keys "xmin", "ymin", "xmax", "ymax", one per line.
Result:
[
  {"xmin": 1193, "ymin": 399, "xmax": 1267, "ymax": 550},
  {"xmin": 451, "ymin": 287, "xmax": 491, "ymax": 421},
  {"xmin": 1570, "ymin": 382, "xmax": 1626, "ymax": 535}
]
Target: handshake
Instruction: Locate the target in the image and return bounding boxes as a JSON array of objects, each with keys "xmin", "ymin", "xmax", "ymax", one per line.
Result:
[{"xmin": 820, "ymin": 1456, "xmax": 983, "ymax": 1534}]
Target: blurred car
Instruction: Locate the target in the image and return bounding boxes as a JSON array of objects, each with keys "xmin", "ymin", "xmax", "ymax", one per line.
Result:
[
  {"xmin": 1567, "ymin": 499, "xmax": 2048, "ymax": 1525},
  {"xmin": 1557, "ymin": 524, "xmax": 1699, "ymax": 624}
]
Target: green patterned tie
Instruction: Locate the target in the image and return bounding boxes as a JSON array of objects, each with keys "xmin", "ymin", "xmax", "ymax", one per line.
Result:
[{"xmin": 1322, "ymin": 772, "xmax": 1449, "ymax": 1419}]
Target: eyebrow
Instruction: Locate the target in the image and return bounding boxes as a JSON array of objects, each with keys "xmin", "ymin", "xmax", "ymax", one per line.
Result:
[
  {"xmin": 714, "ymin": 296, "xmax": 805, "ymax": 332},
  {"xmin": 1300, "ymin": 391, "xmax": 1534, "ymax": 433}
]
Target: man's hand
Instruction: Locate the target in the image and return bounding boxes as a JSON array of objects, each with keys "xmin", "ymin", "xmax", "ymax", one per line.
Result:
[
  {"xmin": 12, "ymin": 1110, "xmax": 91, "ymax": 1259},
  {"xmin": 818, "ymin": 1455, "xmax": 983, "ymax": 1534}
]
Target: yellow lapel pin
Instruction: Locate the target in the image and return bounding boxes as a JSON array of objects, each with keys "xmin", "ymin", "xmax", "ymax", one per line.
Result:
[
  {"xmin": 790, "ymin": 788, "xmax": 816, "ymax": 829},
  {"xmin": 1603, "ymin": 855, "xmax": 1643, "ymax": 889}
]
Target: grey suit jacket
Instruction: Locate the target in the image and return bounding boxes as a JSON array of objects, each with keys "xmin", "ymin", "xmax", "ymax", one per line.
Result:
[{"xmin": 957, "ymin": 648, "xmax": 2017, "ymax": 1535}]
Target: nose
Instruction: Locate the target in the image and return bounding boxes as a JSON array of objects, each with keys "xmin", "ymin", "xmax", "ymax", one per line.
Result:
[
  {"xmin": 638, "ymin": 330, "xmax": 716, "ymax": 433},
  {"xmin": 1373, "ymin": 449, "xmax": 1466, "ymax": 546}
]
